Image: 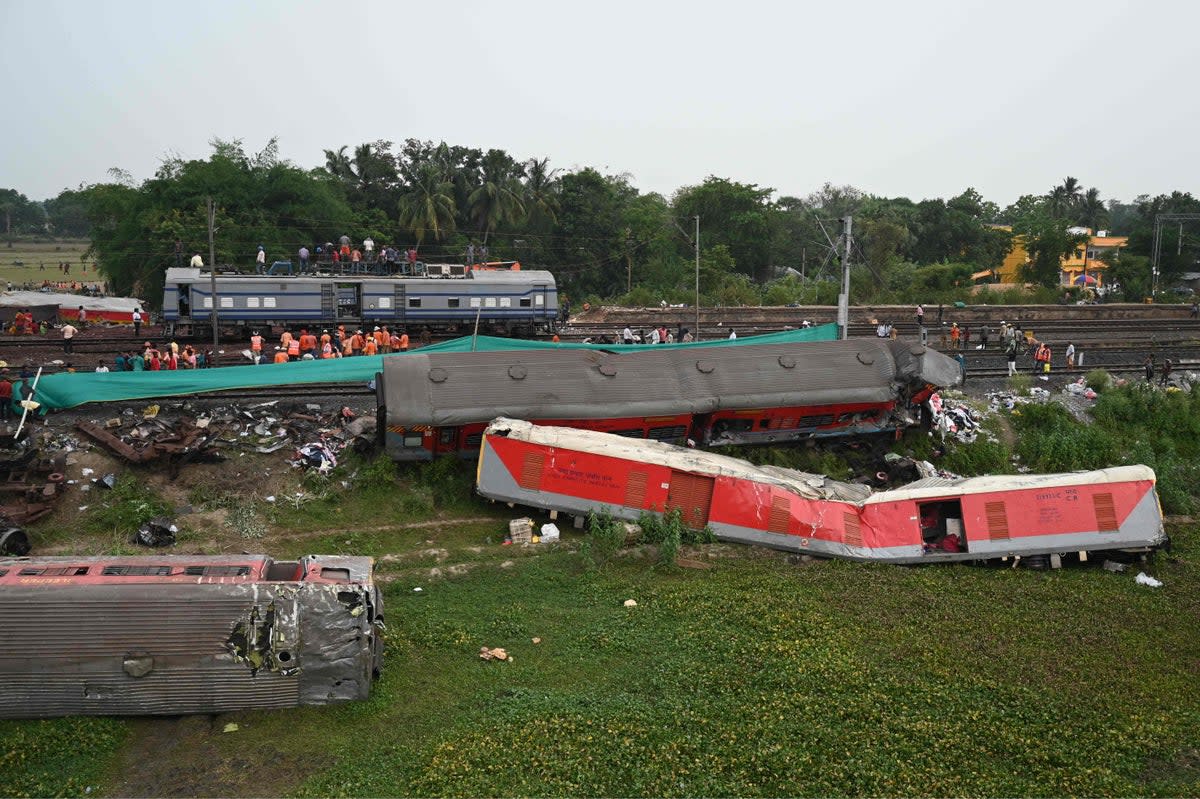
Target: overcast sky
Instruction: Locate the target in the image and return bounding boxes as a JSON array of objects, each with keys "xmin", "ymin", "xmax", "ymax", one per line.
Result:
[{"xmin": 4, "ymin": 0, "xmax": 1198, "ymax": 207}]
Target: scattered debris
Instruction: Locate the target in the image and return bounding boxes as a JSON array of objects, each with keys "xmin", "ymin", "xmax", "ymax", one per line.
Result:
[
  {"xmin": 531, "ymin": 637, "xmax": 542, "ymax": 645},
  {"xmin": 1135, "ymin": 572, "xmax": 1163, "ymax": 588},
  {"xmin": 539, "ymin": 522, "xmax": 560, "ymax": 542},
  {"xmin": 0, "ymin": 528, "xmax": 31, "ymax": 556},
  {"xmin": 292, "ymin": 443, "xmax": 337, "ymax": 473},
  {"xmin": 927, "ymin": 392, "xmax": 981, "ymax": 444},
  {"xmin": 1102, "ymin": 560, "xmax": 1128, "ymax": 573},
  {"xmin": 479, "ymin": 646, "xmax": 511, "ymax": 662},
  {"xmin": 134, "ymin": 516, "xmax": 177, "ymax": 548},
  {"xmin": 222, "ymin": 723, "xmax": 239, "ymax": 733},
  {"xmin": 623, "ymin": 599, "xmax": 638, "ymax": 607}
]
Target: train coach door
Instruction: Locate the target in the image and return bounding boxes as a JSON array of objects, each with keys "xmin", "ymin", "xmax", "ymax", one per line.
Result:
[
  {"xmin": 336, "ymin": 283, "xmax": 361, "ymax": 319},
  {"xmin": 667, "ymin": 471, "xmax": 715, "ymax": 530},
  {"xmin": 533, "ymin": 281, "xmax": 549, "ymax": 327}
]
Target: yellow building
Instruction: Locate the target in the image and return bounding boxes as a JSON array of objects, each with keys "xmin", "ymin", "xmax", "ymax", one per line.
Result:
[{"xmin": 976, "ymin": 227, "xmax": 1126, "ymax": 287}]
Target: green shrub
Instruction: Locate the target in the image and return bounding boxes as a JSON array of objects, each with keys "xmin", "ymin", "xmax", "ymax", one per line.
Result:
[
  {"xmin": 941, "ymin": 434, "xmax": 1013, "ymax": 477},
  {"xmin": 83, "ymin": 475, "xmax": 172, "ymax": 536},
  {"xmin": 581, "ymin": 510, "xmax": 625, "ymax": 569},
  {"xmin": 1012, "ymin": 402, "xmax": 1118, "ymax": 472},
  {"xmin": 1084, "ymin": 369, "xmax": 1111, "ymax": 393},
  {"xmin": 1008, "ymin": 373, "xmax": 1032, "ymax": 393}
]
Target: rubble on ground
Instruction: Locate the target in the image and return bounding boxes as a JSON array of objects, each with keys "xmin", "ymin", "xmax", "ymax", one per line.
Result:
[{"xmin": 75, "ymin": 400, "xmax": 377, "ymax": 478}]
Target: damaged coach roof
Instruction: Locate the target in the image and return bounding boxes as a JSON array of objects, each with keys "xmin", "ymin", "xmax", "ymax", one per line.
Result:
[{"xmin": 383, "ymin": 339, "xmax": 959, "ymax": 427}]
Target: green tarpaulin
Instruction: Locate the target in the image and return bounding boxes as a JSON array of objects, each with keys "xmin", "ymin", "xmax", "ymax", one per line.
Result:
[{"xmin": 18, "ymin": 325, "xmax": 837, "ymax": 411}]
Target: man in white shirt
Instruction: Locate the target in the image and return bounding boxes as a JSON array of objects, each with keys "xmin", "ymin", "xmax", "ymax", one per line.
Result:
[
  {"xmin": 728, "ymin": 329, "xmax": 737, "ymax": 339},
  {"xmin": 190, "ymin": 253, "xmax": 204, "ymax": 268},
  {"xmin": 132, "ymin": 308, "xmax": 143, "ymax": 336},
  {"xmin": 363, "ymin": 237, "xmax": 374, "ymax": 253},
  {"xmin": 95, "ymin": 362, "xmax": 109, "ymax": 373},
  {"xmin": 255, "ymin": 246, "xmax": 266, "ymax": 274},
  {"xmin": 61, "ymin": 323, "xmax": 78, "ymax": 354},
  {"xmin": 622, "ymin": 326, "xmax": 633, "ymax": 345}
]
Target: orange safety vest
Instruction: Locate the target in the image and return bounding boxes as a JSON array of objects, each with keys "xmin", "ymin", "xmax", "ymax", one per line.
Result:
[
  {"xmin": 363, "ymin": 338, "xmax": 378, "ymax": 356},
  {"xmin": 250, "ymin": 334, "xmax": 263, "ymax": 352},
  {"xmin": 399, "ymin": 333, "xmax": 409, "ymax": 351},
  {"xmin": 321, "ymin": 342, "xmax": 333, "ymax": 358},
  {"xmin": 274, "ymin": 351, "xmax": 289, "ymax": 364},
  {"xmin": 287, "ymin": 339, "xmax": 300, "ymax": 357}
]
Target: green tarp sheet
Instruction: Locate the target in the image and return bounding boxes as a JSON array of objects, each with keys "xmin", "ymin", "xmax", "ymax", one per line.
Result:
[{"xmin": 18, "ymin": 325, "xmax": 837, "ymax": 411}]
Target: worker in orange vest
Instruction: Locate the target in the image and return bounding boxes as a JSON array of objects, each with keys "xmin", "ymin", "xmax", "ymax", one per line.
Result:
[
  {"xmin": 272, "ymin": 347, "xmax": 289, "ymax": 364},
  {"xmin": 299, "ymin": 328, "xmax": 318, "ymax": 358},
  {"xmin": 287, "ymin": 335, "xmax": 301, "ymax": 361},
  {"xmin": 376, "ymin": 326, "xmax": 390, "ymax": 354},
  {"xmin": 321, "ymin": 340, "xmax": 334, "ymax": 358},
  {"xmin": 363, "ymin": 335, "xmax": 378, "ymax": 356},
  {"xmin": 250, "ymin": 330, "xmax": 264, "ymax": 363},
  {"xmin": 350, "ymin": 329, "xmax": 365, "ymax": 355},
  {"xmin": 398, "ymin": 330, "xmax": 409, "ymax": 352},
  {"xmin": 341, "ymin": 333, "xmax": 354, "ymax": 357}
]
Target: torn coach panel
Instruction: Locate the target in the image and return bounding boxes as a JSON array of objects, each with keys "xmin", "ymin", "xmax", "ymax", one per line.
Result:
[{"xmin": 0, "ymin": 554, "xmax": 383, "ymax": 718}]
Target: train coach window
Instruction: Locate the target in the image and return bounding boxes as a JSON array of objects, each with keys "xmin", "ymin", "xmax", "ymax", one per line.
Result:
[
  {"xmin": 519, "ymin": 298, "xmax": 532, "ymax": 307},
  {"xmin": 185, "ymin": 565, "xmax": 253, "ymax": 578},
  {"xmin": 648, "ymin": 425, "xmax": 688, "ymax": 441},
  {"xmin": 611, "ymin": 429, "xmax": 643, "ymax": 438},
  {"xmin": 408, "ymin": 298, "xmax": 422, "ymax": 308},
  {"xmin": 535, "ymin": 295, "xmax": 544, "ymax": 306},
  {"xmin": 500, "ymin": 297, "xmax": 512, "ymax": 307},
  {"xmin": 263, "ymin": 297, "xmax": 276, "ymax": 308},
  {"xmin": 448, "ymin": 298, "xmax": 460, "ymax": 308},
  {"xmin": 403, "ymin": 434, "xmax": 424, "ymax": 447},
  {"xmin": 439, "ymin": 428, "xmax": 457, "ymax": 445},
  {"xmin": 102, "ymin": 565, "xmax": 173, "ymax": 577}
]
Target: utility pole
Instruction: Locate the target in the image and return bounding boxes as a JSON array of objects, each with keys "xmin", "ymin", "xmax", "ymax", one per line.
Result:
[
  {"xmin": 838, "ymin": 215, "xmax": 852, "ymax": 340},
  {"xmin": 207, "ymin": 197, "xmax": 219, "ymax": 365},
  {"xmin": 694, "ymin": 215, "xmax": 700, "ymax": 341}
]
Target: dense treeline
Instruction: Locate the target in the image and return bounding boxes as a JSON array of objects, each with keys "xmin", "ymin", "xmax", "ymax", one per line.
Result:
[{"xmin": 4, "ymin": 138, "xmax": 1199, "ymax": 307}]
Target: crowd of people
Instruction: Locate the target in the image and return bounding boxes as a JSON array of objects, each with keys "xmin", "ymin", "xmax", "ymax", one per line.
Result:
[{"xmin": 249, "ymin": 325, "xmax": 422, "ymax": 364}]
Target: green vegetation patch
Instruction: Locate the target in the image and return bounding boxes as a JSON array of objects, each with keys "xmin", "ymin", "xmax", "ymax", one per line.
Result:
[{"xmin": 0, "ymin": 716, "xmax": 127, "ymax": 798}]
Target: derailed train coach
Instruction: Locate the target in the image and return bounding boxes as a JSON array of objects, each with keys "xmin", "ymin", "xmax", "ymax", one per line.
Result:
[
  {"xmin": 381, "ymin": 338, "xmax": 962, "ymax": 461},
  {"xmin": 0, "ymin": 554, "xmax": 383, "ymax": 718},
  {"xmin": 162, "ymin": 266, "xmax": 559, "ymax": 336},
  {"xmin": 476, "ymin": 419, "xmax": 1166, "ymax": 564}
]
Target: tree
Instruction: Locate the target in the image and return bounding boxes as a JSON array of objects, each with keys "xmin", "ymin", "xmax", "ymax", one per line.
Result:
[
  {"xmin": 397, "ymin": 162, "xmax": 457, "ymax": 244},
  {"xmin": 0, "ymin": 189, "xmax": 46, "ymax": 236},
  {"xmin": 672, "ymin": 177, "xmax": 776, "ymax": 282},
  {"xmin": 1048, "ymin": 176, "xmax": 1082, "ymax": 218},
  {"xmin": 1012, "ymin": 200, "xmax": 1087, "ymax": 288},
  {"xmin": 1076, "ymin": 187, "xmax": 1108, "ymax": 231},
  {"xmin": 466, "ymin": 149, "xmax": 526, "ymax": 245}
]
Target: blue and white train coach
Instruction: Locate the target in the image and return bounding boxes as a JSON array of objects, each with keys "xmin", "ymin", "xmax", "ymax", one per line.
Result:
[{"xmin": 162, "ymin": 267, "xmax": 560, "ymax": 336}]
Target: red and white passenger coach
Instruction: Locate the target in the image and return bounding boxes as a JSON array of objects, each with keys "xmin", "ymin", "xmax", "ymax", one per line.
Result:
[{"xmin": 476, "ymin": 419, "xmax": 1165, "ymax": 564}]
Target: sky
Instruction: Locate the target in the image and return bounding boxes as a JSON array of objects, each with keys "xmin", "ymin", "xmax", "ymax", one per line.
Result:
[{"xmin": 4, "ymin": 0, "xmax": 1199, "ymax": 207}]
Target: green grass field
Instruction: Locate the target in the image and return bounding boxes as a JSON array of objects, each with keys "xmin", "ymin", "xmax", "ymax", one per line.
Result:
[
  {"xmin": 0, "ymin": 239, "xmax": 93, "ymax": 287},
  {"xmin": 3, "ymin": 495, "xmax": 1197, "ymax": 797}
]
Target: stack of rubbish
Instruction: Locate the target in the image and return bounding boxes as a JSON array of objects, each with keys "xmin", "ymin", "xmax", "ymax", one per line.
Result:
[
  {"xmin": 1062, "ymin": 377, "xmax": 1098, "ymax": 400},
  {"xmin": 75, "ymin": 400, "xmax": 378, "ymax": 477},
  {"xmin": 926, "ymin": 392, "xmax": 981, "ymax": 444},
  {"xmin": 507, "ymin": 517, "xmax": 534, "ymax": 545}
]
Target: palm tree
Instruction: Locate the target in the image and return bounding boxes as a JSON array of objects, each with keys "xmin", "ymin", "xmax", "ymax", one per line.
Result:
[
  {"xmin": 467, "ymin": 149, "xmax": 527, "ymax": 245},
  {"xmin": 323, "ymin": 146, "xmax": 356, "ymax": 183},
  {"xmin": 1048, "ymin": 176, "xmax": 1082, "ymax": 218},
  {"xmin": 397, "ymin": 162, "xmax": 457, "ymax": 243},
  {"xmin": 1076, "ymin": 187, "xmax": 1109, "ymax": 231},
  {"xmin": 523, "ymin": 157, "xmax": 561, "ymax": 228}
]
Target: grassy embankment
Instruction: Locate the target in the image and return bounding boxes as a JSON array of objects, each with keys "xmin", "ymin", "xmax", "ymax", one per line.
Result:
[{"xmin": 2, "ymin": 383, "xmax": 1199, "ymax": 797}]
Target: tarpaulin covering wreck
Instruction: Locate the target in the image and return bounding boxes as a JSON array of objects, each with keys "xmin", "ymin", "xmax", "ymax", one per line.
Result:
[
  {"xmin": 15, "ymin": 326, "xmax": 837, "ymax": 412},
  {"xmin": 0, "ymin": 554, "xmax": 383, "ymax": 718},
  {"xmin": 476, "ymin": 419, "xmax": 1166, "ymax": 564}
]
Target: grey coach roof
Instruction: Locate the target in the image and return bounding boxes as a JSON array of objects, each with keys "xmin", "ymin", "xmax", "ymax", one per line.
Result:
[{"xmin": 384, "ymin": 339, "xmax": 959, "ymax": 427}]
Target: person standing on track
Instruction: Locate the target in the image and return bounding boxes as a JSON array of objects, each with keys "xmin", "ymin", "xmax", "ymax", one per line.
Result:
[
  {"xmin": 916, "ymin": 304, "xmax": 924, "ymax": 328},
  {"xmin": 61, "ymin": 322, "xmax": 77, "ymax": 354},
  {"xmin": 132, "ymin": 308, "xmax": 142, "ymax": 337},
  {"xmin": 250, "ymin": 330, "xmax": 264, "ymax": 364},
  {"xmin": 1065, "ymin": 342, "xmax": 1075, "ymax": 370}
]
